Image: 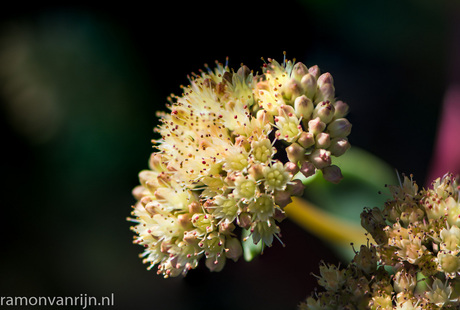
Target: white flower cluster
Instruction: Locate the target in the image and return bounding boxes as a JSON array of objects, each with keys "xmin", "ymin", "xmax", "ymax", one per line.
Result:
[
  {"xmin": 302, "ymin": 173, "xmax": 460, "ymax": 309},
  {"xmin": 129, "ymin": 57, "xmax": 352, "ymax": 277}
]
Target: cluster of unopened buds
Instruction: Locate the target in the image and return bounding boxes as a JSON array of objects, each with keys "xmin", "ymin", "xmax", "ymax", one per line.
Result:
[
  {"xmin": 128, "ymin": 56, "xmax": 352, "ymax": 277},
  {"xmin": 301, "ymin": 173, "xmax": 460, "ymax": 309}
]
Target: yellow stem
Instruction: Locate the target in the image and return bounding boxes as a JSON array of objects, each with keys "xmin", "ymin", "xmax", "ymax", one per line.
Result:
[{"xmin": 285, "ymin": 197, "xmax": 371, "ymax": 246}]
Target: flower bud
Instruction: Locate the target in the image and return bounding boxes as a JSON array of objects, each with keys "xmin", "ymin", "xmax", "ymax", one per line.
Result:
[
  {"xmin": 322, "ymin": 165, "xmax": 343, "ymax": 184},
  {"xmin": 225, "ymin": 237, "xmax": 243, "ymax": 262},
  {"xmin": 328, "ymin": 118, "xmax": 352, "ymax": 138},
  {"xmin": 274, "ymin": 189, "xmax": 292, "ymax": 208},
  {"xmin": 316, "ymin": 132, "xmax": 331, "ymax": 149},
  {"xmin": 300, "ymin": 73, "xmax": 317, "ymax": 98},
  {"xmin": 236, "ymin": 65, "xmax": 251, "ymax": 80},
  {"xmin": 313, "ymin": 100, "xmax": 335, "ymax": 124},
  {"xmin": 329, "ymin": 138, "xmax": 350, "ymax": 157},
  {"xmin": 149, "ymin": 153, "xmax": 167, "ymax": 172},
  {"xmin": 284, "ymin": 162, "xmax": 299, "ymax": 175},
  {"xmin": 219, "ymin": 221, "xmax": 235, "ymax": 234},
  {"xmin": 287, "ymin": 179, "xmax": 305, "ymax": 196},
  {"xmin": 308, "ymin": 65, "xmax": 320, "ymax": 79},
  {"xmin": 256, "ymin": 109, "xmax": 273, "ymax": 124},
  {"xmin": 291, "ymin": 62, "xmax": 309, "ymax": 81},
  {"xmin": 238, "ymin": 212, "xmax": 252, "ymax": 229},
  {"xmin": 282, "ymin": 78, "xmax": 304, "ymax": 101},
  {"xmin": 188, "ymin": 201, "xmax": 201, "ymax": 214},
  {"xmin": 300, "ymin": 161, "xmax": 316, "ymax": 178},
  {"xmin": 132, "ymin": 185, "xmax": 146, "ymax": 200},
  {"xmin": 286, "ymin": 143, "xmax": 305, "ymax": 164},
  {"xmin": 273, "ymin": 208, "xmax": 287, "ymax": 222},
  {"xmin": 294, "ymin": 95, "xmax": 314, "ymax": 119},
  {"xmin": 316, "ymin": 83, "xmax": 335, "ymax": 103},
  {"xmin": 333, "ymin": 100, "xmax": 349, "ymax": 118},
  {"xmin": 308, "ymin": 149, "xmax": 331, "ymax": 169},
  {"xmin": 315, "ymin": 73, "xmax": 335, "ymax": 103},
  {"xmin": 178, "ymin": 214, "xmax": 192, "ymax": 229},
  {"xmin": 308, "ymin": 117, "xmax": 326, "ymax": 135},
  {"xmin": 277, "ymin": 104, "xmax": 296, "ymax": 117},
  {"xmin": 248, "ymin": 163, "xmax": 264, "ymax": 180},
  {"xmin": 297, "ymin": 131, "xmax": 315, "ymax": 149},
  {"xmin": 317, "ymin": 72, "xmax": 333, "ymax": 88}
]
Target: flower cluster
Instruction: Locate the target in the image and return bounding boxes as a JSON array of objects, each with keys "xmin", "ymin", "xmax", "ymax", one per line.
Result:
[
  {"xmin": 129, "ymin": 57, "xmax": 352, "ymax": 277},
  {"xmin": 301, "ymin": 173, "xmax": 460, "ymax": 309}
]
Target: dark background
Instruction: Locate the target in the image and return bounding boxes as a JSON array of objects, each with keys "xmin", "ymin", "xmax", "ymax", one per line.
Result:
[{"xmin": 0, "ymin": 1, "xmax": 458, "ymax": 309}]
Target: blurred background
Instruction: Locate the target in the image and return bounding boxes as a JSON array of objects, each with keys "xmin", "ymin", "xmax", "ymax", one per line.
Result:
[{"xmin": 0, "ymin": 1, "xmax": 459, "ymax": 309}]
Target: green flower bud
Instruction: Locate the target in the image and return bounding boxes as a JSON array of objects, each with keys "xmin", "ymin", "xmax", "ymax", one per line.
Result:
[
  {"xmin": 282, "ymin": 78, "xmax": 304, "ymax": 101},
  {"xmin": 294, "ymin": 95, "xmax": 314, "ymax": 119},
  {"xmin": 291, "ymin": 62, "xmax": 309, "ymax": 81},
  {"xmin": 300, "ymin": 73, "xmax": 317, "ymax": 98}
]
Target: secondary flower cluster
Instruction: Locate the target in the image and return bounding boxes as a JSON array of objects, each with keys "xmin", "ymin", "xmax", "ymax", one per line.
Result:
[
  {"xmin": 301, "ymin": 173, "xmax": 460, "ymax": 309},
  {"xmin": 129, "ymin": 57, "xmax": 352, "ymax": 277}
]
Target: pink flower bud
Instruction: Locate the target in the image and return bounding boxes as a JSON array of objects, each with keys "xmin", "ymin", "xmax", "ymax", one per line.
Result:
[
  {"xmin": 322, "ymin": 165, "xmax": 343, "ymax": 184},
  {"xmin": 308, "ymin": 117, "xmax": 326, "ymax": 135},
  {"xmin": 300, "ymin": 161, "xmax": 316, "ymax": 178},
  {"xmin": 308, "ymin": 65, "xmax": 320, "ymax": 79},
  {"xmin": 328, "ymin": 118, "xmax": 352, "ymax": 138},
  {"xmin": 274, "ymin": 190, "xmax": 292, "ymax": 208},
  {"xmin": 297, "ymin": 131, "xmax": 315, "ymax": 148},
  {"xmin": 333, "ymin": 100, "xmax": 349, "ymax": 118},
  {"xmin": 329, "ymin": 138, "xmax": 350, "ymax": 157},
  {"xmin": 316, "ymin": 132, "xmax": 331, "ymax": 149},
  {"xmin": 286, "ymin": 143, "xmax": 306, "ymax": 164},
  {"xmin": 308, "ymin": 149, "xmax": 332, "ymax": 169},
  {"xmin": 291, "ymin": 62, "xmax": 309, "ymax": 81},
  {"xmin": 313, "ymin": 101, "xmax": 335, "ymax": 124},
  {"xmin": 287, "ymin": 179, "xmax": 305, "ymax": 196},
  {"xmin": 284, "ymin": 162, "xmax": 300, "ymax": 175}
]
